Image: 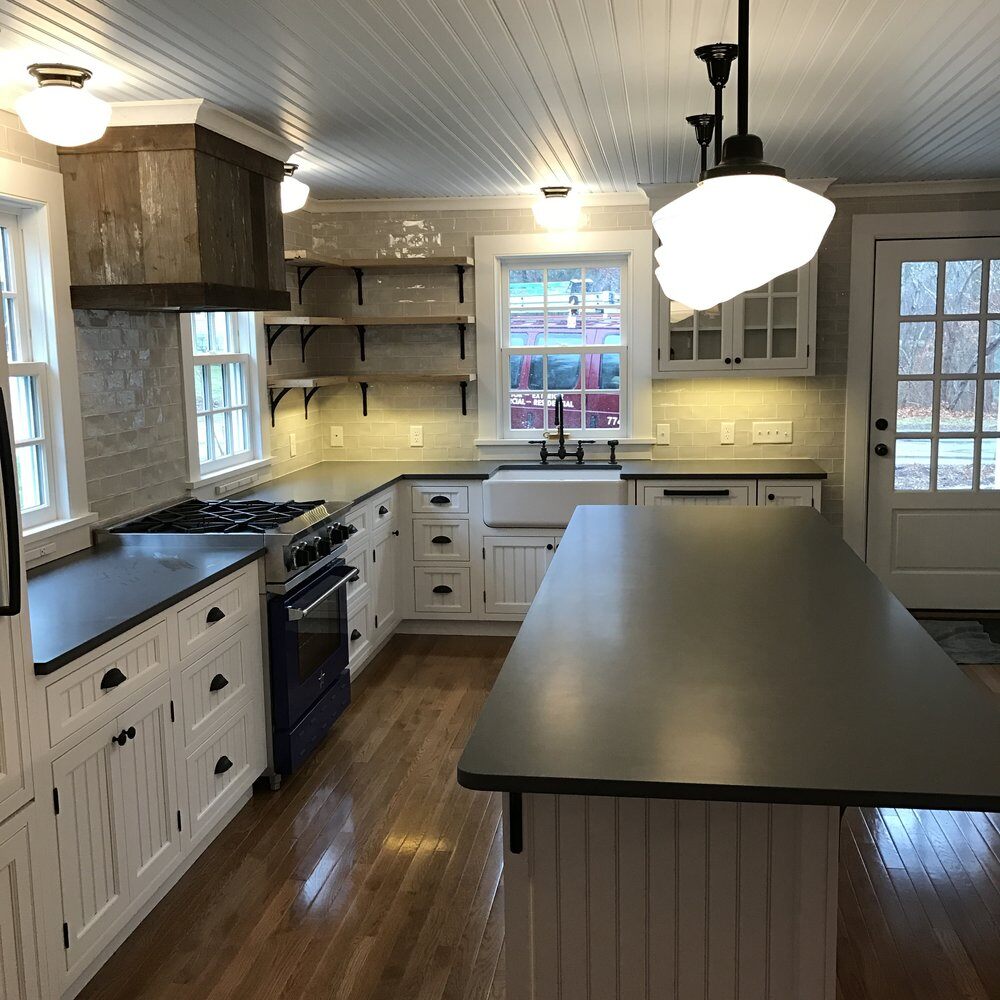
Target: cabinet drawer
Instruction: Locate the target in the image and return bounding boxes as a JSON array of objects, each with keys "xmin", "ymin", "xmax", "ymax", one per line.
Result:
[
  {"xmin": 175, "ymin": 567, "xmax": 255, "ymax": 663},
  {"xmin": 411, "ymin": 485, "xmax": 469, "ymax": 514},
  {"xmin": 345, "ymin": 551, "xmax": 370, "ymax": 603},
  {"xmin": 342, "ymin": 505, "xmax": 368, "ymax": 548},
  {"xmin": 371, "ymin": 488, "xmax": 396, "ymax": 528},
  {"xmin": 184, "ymin": 700, "xmax": 262, "ymax": 846},
  {"xmin": 413, "ymin": 566, "xmax": 472, "ymax": 614},
  {"xmin": 179, "ymin": 625, "xmax": 257, "ymax": 748},
  {"xmin": 347, "ymin": 599, "xmax": 373, "ymax": 671},
  {"xmin": 412, "ymin": 517, "xmax": 471, "ymax": 561},
  {"xmin": 641, "ymin": 481, "xmax": 752, "ymax": 507},
  {"xmin": 46, "ymin": 621, "xmax": 169, "ymax": 748},
  {"xmin": 759, "ymin": 481, "xmax": 819, "ymax": 509}
]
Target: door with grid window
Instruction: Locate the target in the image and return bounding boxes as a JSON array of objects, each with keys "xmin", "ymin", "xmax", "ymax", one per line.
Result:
[{"xmin": 868, "ymin": 238, "xmax": 1000, "ymax": 609}]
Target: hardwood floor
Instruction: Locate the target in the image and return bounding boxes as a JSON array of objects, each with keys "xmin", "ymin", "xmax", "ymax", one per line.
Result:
[{"xmin": 79, "ymin": 634, "xmax": 1000, "ymax": 1000}]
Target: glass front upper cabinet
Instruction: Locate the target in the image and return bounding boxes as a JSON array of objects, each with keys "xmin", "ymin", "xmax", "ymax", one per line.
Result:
[{"xmin": 656, "ymin": 259, "xmax": 816, "ymax": 377}]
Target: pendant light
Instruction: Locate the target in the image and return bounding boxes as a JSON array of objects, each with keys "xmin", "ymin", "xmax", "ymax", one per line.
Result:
[
  {"xmin": 280, "ymin": 163, "xmax": 310, "ymax": 213},
  {"xmin": 15, "ymin": 64, "xmax": 111, "ymax": 147},
  {"xmin": 653, "ymin": 0, "xmax": 835, "ymax": 311},
  {"xmin": 532, "ymin": 185, "xmax": 581, "ymax": 231}
]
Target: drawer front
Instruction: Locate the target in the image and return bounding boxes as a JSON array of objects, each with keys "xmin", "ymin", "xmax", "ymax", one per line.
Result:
[
  {"xmin": 759, "ymin": 481, "xmax": 819, "ymax": 509},
  {"xmin": 411, "ymin": 485, "xmax": 469, "ymax": 514},
  {"xmin": 371, "ymin": 488, "xmax": 396, "ymax": 528},
  {"xmin": 641, "ymin": 481, "xmax": 752, "ymax": 507},
  {"xmin": 185, "ymin": 700, "xmax": 262, "ymax": 846},
  {"xmin": 179, "ymin": 626, "xmax": 257, "ymax": 748},
  {"xmin": 345, "ymin": 550, "xmax": 371, "ymax": 603},
  {"xmin": 413, "ymin": 566, "xmax": 473, "ymax": 614},
  {"xmin": 175, "ymin": 567, "xmax": 255, "ymax": 663},
  {"xmin": 46, "ymin": 621, "xmax": 169, "ymax": 748},
  {"xmin": 412, "ymin": 517, "xmax": 471, "ymax": 561},
  {"xmin": 342, "ymin": 505, "xmax": 369, "ymax": 548},
  {"xmin": 347, "ymin": 599, "xmax": 373, "ymax": 671}
]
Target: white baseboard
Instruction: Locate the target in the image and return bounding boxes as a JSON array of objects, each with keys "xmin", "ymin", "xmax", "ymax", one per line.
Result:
[{"xmin": 396, "ymin": 619, "xmax": 520, "ymax": 637}]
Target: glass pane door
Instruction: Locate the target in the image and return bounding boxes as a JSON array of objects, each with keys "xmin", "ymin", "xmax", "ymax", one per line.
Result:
[
  {"xmin": 735, "ymin": 266, "xmax": 809, "ymax": 370},
  {"xmin": 658, "ymin": 299, "xmax": 731, "ymax": 372}
]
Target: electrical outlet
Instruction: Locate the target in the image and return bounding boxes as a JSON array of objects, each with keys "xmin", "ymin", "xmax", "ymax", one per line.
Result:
[
  {"xmin": 656, "ymin": 423, "xmax": 671, "ymax": 445},
  {"xmin": 720, "ymin": 421, "xmax": 736, "ymax": 445},
  {"xmin": 329, "ymin": 425, "xmax": 344, "ymax": 447},
  {"xmin": 752, "ymin": 421, "xmax": 793, "ymax": 444},
  {"xmin": 289, "ymin": 432, "xmax": 297, "ymax": 458},
  {"xmin": 409, "ymin": 425, "xmax": 424, "ymax": 447}
]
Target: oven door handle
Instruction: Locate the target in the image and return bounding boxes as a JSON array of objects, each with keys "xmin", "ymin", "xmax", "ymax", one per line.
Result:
[{"xmin": 286, "ymin": 568, "xmax": 358, "ymax": 621}]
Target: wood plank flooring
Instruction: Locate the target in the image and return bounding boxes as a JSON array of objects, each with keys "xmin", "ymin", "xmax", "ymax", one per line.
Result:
[{"xmin": 79, "ymin": 634, "xmax": 1000, "ymax": 1000}]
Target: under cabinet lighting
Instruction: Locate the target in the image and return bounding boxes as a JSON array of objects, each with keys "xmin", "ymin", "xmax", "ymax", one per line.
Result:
[
  {"xmin": 281, "ymin": 163, "xmax": 310, "ymax": 213},
  {"xmin": 15, "ymin": 63, "xmax": 111, "ymax": 147}
]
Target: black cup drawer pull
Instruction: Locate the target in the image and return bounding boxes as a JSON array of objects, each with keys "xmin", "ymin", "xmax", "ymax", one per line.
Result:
[
  {"xmin": 432, "ymin": 585, "xmax": 453, "ymax": 594},
  {"xmin": 378, "ymin": 504, "xmax": 389, "ymax": 516},
  {"xmin": 206, "ymin": 606, "xmax": 226, "ymax": 624},
  {"xmin": 429, "ymin": 495, "xmax": 451, "ymax": 505},
  {"xmin": 209, "ymin": 673, "xmax": 229, "ymax": 692},
  {"xmin": 100, "ymin": 667, "xmax": 127, "ymax": 690},
  {"xmin": 431, "ymin": 535, "xmax": 452, "ymax": 545},
  {"xmin": 214, "ymin": 755, "xmax": 234, "ymax": 775},
  {"xmin": 351, "ymin": 628, "xmax": 362, "ymax": 641}
]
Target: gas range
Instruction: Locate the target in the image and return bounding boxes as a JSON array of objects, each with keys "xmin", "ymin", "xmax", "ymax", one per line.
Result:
[{"xmin": 113, "ymin": 498, "xmax": 356, "ymax": 591}]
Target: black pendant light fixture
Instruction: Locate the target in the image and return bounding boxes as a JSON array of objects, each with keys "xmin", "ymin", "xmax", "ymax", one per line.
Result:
[{"xmin": 654, "ymin": 0, "xmax": 836, "ymax": 311}]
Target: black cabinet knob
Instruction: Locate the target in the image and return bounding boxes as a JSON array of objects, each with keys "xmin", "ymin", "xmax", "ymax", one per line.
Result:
[
  {"xmin": 392, "ymin": 529, "xmax": 400, "ymax": 536},
  {"xmin": 209, "ymin": 673, "xmax": 229, "ymax": 692},
  {"xmin": 767, "ymin": 493, "xmax": 776, "ymax": 501},
  {"xmin": 111, "ymin": 730, "xmax": 128, "ymax": 746},
  {"xmin": 874, "ymin": 443, "xmax": 890, "ymax": 457},
  {"xmin": 432, "ymin": 585, "xmax": 453, "ymax": 594},
  {"xmin": 875, "ymin": 417, "xmax": 889, "ymax": 431},
  {"xmin": 100, "ymin": 667, "xmax": 127, "ymax": 690},
  {"xmin": 429, "ymin": 495, "xmax": 450, "ymax": 505},
  {"xmin": 351, "ymin": 628, "xmax": 362, "ymax": 641},
  {"xmin": 206, "ymin": 606, "xmax": 226, "ymax": 624},
  {"xmin": 431, "ymin": 535, "xmax": 452, "ymax": 545},
  {"xmin": 214, "ymin": 755, "xmax": 234, "ymax": 776},
  {"xmin": 724, "ymin": 357, "xmax": 732, "ymax": 365},
  {"xmin": 126, "ymin": 726, "xmax": 136, "ymax": 741},
  {"xmin": 734, "ymin": 356, "xmax": 742, "ymax": 364},
  {"xmin": 546, "ymin": 543, "xmax": 554, "ymax": 550}
]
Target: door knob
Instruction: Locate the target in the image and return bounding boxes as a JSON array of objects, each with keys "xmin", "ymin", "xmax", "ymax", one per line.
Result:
[
  {"xmin": 874, "ymin": 443, "xmax": 890, "ymax": 457},
  {"xmin": 875, "ymin": 417, "xmax": 889, "ymax": 431}
]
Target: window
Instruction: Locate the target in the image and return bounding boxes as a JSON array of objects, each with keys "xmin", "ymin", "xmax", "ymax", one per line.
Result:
[
  {"xmin": 181, "ymin": 312, "xmax": 265, "ymax": 480},
  {"xmin": 2, "ymin": 212, "xmax": 56, "ymax": 527},
  {"xmin": 502, "ymin": 261, "xmax": 625, "ymax": 436}
]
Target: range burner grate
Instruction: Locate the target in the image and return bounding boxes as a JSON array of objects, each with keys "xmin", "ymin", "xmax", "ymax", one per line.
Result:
[{"xmin": 116, "ymin": 498, "xmax": 324, "ymax": 535}]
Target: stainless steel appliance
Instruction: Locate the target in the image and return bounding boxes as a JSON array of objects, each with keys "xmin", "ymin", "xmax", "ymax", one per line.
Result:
[{"xmin": 114, "ymin": 497, "xmax": 360, "ymax": 779}]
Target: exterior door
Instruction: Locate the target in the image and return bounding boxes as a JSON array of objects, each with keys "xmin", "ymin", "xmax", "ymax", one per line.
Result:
[{"xmin": 868, "ymin": 237, "xmax": 1000, "ymax": 608}]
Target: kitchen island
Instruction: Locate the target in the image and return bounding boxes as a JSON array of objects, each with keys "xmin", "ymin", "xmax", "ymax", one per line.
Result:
[{"xmin": 458, "ymin": 506, "xmax": 1000, "ymax": 999}]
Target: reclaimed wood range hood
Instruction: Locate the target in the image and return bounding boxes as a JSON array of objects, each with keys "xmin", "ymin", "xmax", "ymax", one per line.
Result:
[{"xmin": 57, "ymin": 99, "xmax": 295, "ymax": 312}]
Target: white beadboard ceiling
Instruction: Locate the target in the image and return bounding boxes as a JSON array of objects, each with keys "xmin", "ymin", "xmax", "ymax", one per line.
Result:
[{"xmin": 1, "ymin": 0, "xmax": 998, "ymax": 198}]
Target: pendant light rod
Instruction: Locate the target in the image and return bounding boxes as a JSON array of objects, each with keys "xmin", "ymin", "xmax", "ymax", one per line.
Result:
[
  {"xmin": 737, "ymin": 0, "xmax": 749, "ymax": 136},
  {"xmin": 685, "ymin": 114, "xmax": 716, "ymax": 177},
  {"xmin": 694, "ymin": 43, "xmax": 738, "ymax": 166}
]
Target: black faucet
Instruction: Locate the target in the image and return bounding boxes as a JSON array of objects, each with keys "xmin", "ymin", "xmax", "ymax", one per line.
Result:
[{"xmin": 553, "ymin": 394, "xmax": 568, "ymax": 461}]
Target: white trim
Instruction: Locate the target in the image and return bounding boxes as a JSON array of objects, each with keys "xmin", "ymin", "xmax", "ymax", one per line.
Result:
[
  {"xmin": 108, "ymin": 99, "xmax": 299, "ymax": 162},
  {"xmin": 831, "ymin": 177, "xmax": 1000, "ymax": 200},
  {"xmin": 186, "ymin": 457, "xmax": 272, "ymax": 497},
  {"xmin": 473, "ymin": 230, "xmax": 653, "ymax": 449},
  {"xmin": 844, "ymin": 210, "xmax": 1000, "ymax": 558},
  {"xmin": 304, "ymin": 190, "xmax": 650, "ymax": 214}
]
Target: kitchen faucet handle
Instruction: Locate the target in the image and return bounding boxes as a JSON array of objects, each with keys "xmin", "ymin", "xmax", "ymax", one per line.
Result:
[{"xmin": 608, "ymin": 439, "xmax": 619, "ymax": 464}]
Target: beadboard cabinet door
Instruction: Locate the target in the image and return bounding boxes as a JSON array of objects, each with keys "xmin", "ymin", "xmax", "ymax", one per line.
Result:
[
  {"xmin": 0, "ymin": 810, "xmax": 45, "ymax": 1000},
  {"xmin": 372, "ymin": 525, "xmax": 399, "ymax": 635},
  {"xmin": 484, "ymin": 536, "xmax": 556, "ymax": 616}
]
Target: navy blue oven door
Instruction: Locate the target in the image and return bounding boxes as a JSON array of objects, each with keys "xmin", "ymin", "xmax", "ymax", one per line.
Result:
[{"xmin": 268, "ymin": 559, "xmax": 356, "ymax": 729}]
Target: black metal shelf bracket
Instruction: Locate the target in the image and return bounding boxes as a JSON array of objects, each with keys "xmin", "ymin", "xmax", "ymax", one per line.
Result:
[
  {"xmin": 357, "ymin": 325, "xmax": 367, "ymax": 362},
  {"xmin": 303, "ymin": 386, "xmax": 319, "ymax": 420},
  {"xmin": 460, "ymin": 380, "xmax": 469, "ymax": 416},
  {"xmin": 300, "ymin": 325, "xmax": 320, "ymax": 362},
  {"xmin": 268, "ymin": 387, "xmax": 290, "ymax": 426},
  {"xmin": 458, "ymin": 322, "xmax": 467, "ymax": 360},
  {"xmin": 353, "ymin": 267, "xmax": 365, "ymax": 306},
  {"xmin": 456, "ymin": 264, "xmax": 467, "ymax": 303},
  {"xmin": 358, "ymin": 381, "xmax": 370, "ymax": 417},
  {"xmin": 265, "ymin": 324, "xmax": 290, "ymax": 365},
  {"xmin": 294, "ymin": 265, "xmax": 321, "ymax": 304},
  {"xmin": 269, "ymin": 385, "xmax": 322, "ymax": 426}
]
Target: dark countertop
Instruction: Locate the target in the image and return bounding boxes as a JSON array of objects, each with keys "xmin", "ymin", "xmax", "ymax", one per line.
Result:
[
  {"xmin": 28, "ymin": 536, "xmax": 263, "ymax": 674},
  {"xmin": 458, "ymin": 506, "xmax": 1000, "ymax": 811},
  {"xmin": 617, "ymin": 459, "xmax": 827, "ymax": 479}
]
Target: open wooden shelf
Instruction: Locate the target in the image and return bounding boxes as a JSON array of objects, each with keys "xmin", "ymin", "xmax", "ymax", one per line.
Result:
[
  {"xmin": 283, "ymin": 249, "xmax": 473, "ymax": 305},
  {"xmin": 346, "ymin": 372, "xmax": 476, "ymax": 417},
  {"xmin": 266, "ymin": 374, "xmax": 347, "ymax": 426}
]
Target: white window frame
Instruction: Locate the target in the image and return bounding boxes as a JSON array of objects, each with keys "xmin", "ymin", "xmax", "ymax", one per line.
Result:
[
  {"xmin": 179, "ymin": 312, "xmax": 269, "ymax": 488},
  {"xmin": 0, "ymin": 159, "xmax": 93, "ymax": 558},
  {"xmin": 474, "ymin": 230, "xmax": 653, "ymax": 448}
]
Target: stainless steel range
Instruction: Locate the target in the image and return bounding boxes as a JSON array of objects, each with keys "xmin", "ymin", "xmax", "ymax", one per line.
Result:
[{"xmin": 115, "ymin": 497, "xmax": 360, "ymax": 779}]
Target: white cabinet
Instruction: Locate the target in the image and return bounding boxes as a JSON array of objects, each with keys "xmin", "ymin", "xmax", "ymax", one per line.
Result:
[
  {"xmin": 413, "ymin": 567, "xmax": 472, "ymax": 614},
  {"xmin": 760, "ymin": 481, "xmax": 820, "ymax": 509},
  {"xmin": 0, "ymin": 617, "xmax": 30, "ymax": 819},
  {"xmin": 0, "ymin": 809, "xmax": 45, "ymax": 1000},
  {"xmin": 657, "ymin": 262, "xmax": 815, "ymax": 378},
  {"xmin": 484, "ymin": 536, "xmax": 557, "ymax": 616},
  {"xmin": 412, "ymin": 517, "xmax": 471, "ymax": 562},
  {"xmin": 372, "ymin": 524, "xmax": 399, "ymax": 636},
  {"xmin": 642, "ymin": 481, "xmax": 753, "ymax": 507}
]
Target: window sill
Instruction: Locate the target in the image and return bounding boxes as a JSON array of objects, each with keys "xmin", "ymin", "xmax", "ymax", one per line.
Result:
[
  {"xmin": 23, "ymin": 512, "xmax": 99, "ymax": 568},
  {"xmin": 475, "ymin": 438, "xmax": 655, "ymax": 447},
  {"xmin": 187, "ymin": 457, "xmax": 272, "ymax": 496}
]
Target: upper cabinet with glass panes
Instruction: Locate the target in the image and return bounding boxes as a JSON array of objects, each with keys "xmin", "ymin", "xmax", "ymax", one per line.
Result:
[{"xmin": 655, "ymin": 258, "xmax": 816, "ymax": 377}]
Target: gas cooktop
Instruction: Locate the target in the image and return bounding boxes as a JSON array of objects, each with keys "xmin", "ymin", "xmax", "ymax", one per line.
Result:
[{"xmin": 117, "ymin": 498, "xmax": 325, "ymax": 535}]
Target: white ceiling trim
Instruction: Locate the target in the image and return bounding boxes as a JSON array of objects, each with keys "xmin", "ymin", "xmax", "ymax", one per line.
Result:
[
  {"xmin": 302, "ymin": 190, "xmax": 650, "ymax": 214},
  {"xmin": 828, "ymin": 177, "xmax": 1000, "ymax": 199}
]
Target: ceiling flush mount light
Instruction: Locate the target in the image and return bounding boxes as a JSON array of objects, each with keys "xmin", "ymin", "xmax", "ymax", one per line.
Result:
[
  {"xmin": 533, "ymin": 185, "xmax": 581, "ymax": 231},
  {"xmin": 281, "ymin": 163, "xmax": 310, "ymax": 213},
  {"xmin": 15, "ymin": 64, "xmax": 111, "ymax": 147},
  {"xmin": 653, "ymin": 0, "xmax": 835, "ymax": 311}
]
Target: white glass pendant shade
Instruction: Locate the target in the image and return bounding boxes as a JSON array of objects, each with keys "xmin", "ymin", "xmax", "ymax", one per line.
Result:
[
  {"xmin": 281, "ymin": 165, "xmax": 310, "ymax": 213},
  {"xmin": 653, "ymin": 174, "xmax": 834, "ymax": 311},
  {"xmin": 532, "ymin": 186, "xmax": 581, "ymax": 231},
  {"xmin": 16, "ymin": 67, "xmax": 110, "ymax": 147}
]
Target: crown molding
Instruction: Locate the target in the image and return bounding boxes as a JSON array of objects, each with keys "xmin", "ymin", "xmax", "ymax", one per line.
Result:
[
  {"xmin": 109, "ymin": 99, "xmax": 299, "ymax": 162},
  {"xmin": 302, "ymin": 190, "xmax": 649, "ymax": 214},
  {"xmin": 829, "ymin": 177, "xmax": 1000, "ymax": 199}
]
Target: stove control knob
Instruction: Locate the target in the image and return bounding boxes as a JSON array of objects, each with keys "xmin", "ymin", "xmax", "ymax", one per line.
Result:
[
  {"xmin": 329, "ymin": 524, "xmax": 349, "ymax": 545},
  {"xmin": 316, "ymin": 534, "xmax": 332, "ymax": 557},
  {"xmin": 292, "ymin": 544, "xmax": 311, "ymax": 569}
]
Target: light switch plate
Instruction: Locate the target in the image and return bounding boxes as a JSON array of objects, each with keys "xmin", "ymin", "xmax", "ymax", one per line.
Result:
[
  {"xmin": 656, "ymin": 423, "xmax": 670, "ymax": 445},
  {"xmin": 329, "ymin": 425, "xmax": 344, "ymax": 447},
  {"xmin": 752, "ymin": 421, "xmax": 793, "ymax": 444},
  {"xmin": 720, "ymin": 421, "xmax": 736, "ymax": 445},
  {"xmin": 409, "ymin": 425, "xmax": 424, "ymax": 447},
  {"xmin": 289, "ymin": 432, "xmax": 297, "ymax": 457}
]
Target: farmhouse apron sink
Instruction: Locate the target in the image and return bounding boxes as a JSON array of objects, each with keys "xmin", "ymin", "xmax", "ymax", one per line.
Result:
[{"xmin": 483, "ymin": 466, "xmax": 627, "ymax": 527}]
